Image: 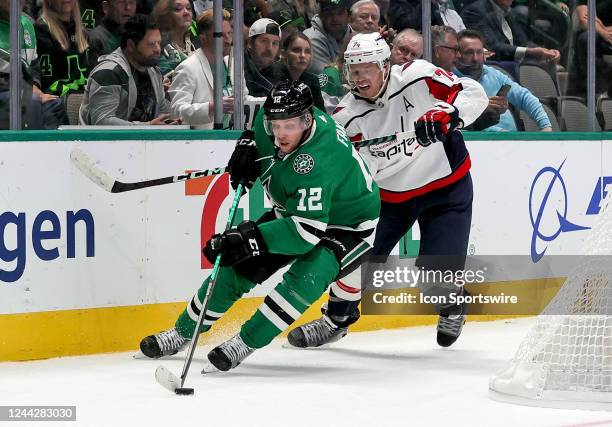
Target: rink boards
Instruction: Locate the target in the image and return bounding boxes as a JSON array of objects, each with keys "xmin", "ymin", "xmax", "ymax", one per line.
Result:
[{"xmin": 0, "ymin": 130, "xmax": 611, "ymax": 360}]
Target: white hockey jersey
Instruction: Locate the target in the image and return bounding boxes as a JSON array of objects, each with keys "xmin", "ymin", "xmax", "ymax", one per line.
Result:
[{"xmin": 333, "ymin": 60, "xmax": 488, "ymax": 203}]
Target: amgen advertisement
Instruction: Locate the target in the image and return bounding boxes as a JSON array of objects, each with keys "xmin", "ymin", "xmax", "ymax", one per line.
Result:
[{"xmin": 0, "ymin": 137, "xmax": 610, "ymax": 315}]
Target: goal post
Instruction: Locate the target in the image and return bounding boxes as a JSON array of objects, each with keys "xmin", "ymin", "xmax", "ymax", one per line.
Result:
[{"xmin": 489, "ymin": 190, "xmax": 612, "ymax": 410}]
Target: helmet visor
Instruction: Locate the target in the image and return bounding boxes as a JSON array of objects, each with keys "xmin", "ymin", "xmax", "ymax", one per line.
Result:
[{"xmin": 263, "ymin": 112, "xmax": 312, "ymax": 137}]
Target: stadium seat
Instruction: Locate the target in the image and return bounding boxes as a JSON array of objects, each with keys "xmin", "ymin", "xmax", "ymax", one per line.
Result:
[
  {"xmin": 518, "ymin": 64, "xmax": 559, "ymax": 99},
  {"xmin": 557, "ymin": 71, "xmax": 569, "ymax": 95},
  {"xmin": 597, "ymin": 97, "xmax": 612, "ymax": 131},
  {"xmin": 66, "ymin": 92, "xmax": 84, "ymax": 126},
  {"xmin": 560, "ymin": 98, "xmax": 601, "ymax": 131}
]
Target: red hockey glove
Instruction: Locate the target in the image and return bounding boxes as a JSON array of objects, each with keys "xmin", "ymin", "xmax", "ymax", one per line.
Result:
[{"xmin": 414, "ymin": 102, "xmax": 462, "ymax": 147}]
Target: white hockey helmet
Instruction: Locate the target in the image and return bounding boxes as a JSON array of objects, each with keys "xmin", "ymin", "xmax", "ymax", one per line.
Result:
[{"xmin": 343, "ymin": 32, "xmax": 391, "ymax": 98}]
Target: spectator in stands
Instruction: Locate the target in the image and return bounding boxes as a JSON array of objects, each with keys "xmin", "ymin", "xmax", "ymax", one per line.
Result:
[
  {"xmin": 89, "ymin": 0, "xmax": 137, "ymax": 62},
  {"xmin": 435, "ymin": 0, "xmax": 466, "ymax": 32},
  {"xmin": 35, "ymin": 0, "xmax": 92, "ymax": 97},
  {"xmin": 570, "ymin": 0, "xmax": 612, "ymax": 96},
  {"xmin": 79, "ymin": 0, "xmax": 104, "ymax": 29},
  {"xmin": 0, "ymin": 0, "xmax": 46, "ymax": 128},
  {"xmin": 390, "ymin": 28, "xmax": 423, "ymax": 65},
  {"xmin": 318, "ymin": 48, "xmax": 347, "ymax": 113},
  {"xmin": 265, "ymin": 0, "xmax": 319, "ymax": 33},
  {"xmin": 431, "ymin": 25, "xmax": 459, "ymax": 72},
  {"xmin": 454, "ymin": 29, "xmax": 552, "ymax": 131},
  {"xmin": 79, "ymin": 14, "xmax": 177, "ymax": 125},
  {"xmin": 304, "ymin": 0, "xmax": 351, "ymax": 74},
  {"xmin": 244, "ymin": 17, "xmax": 287, "ymax": 96},
  {"xmin": 281, "ymin": 31, "xmax": 325, "ymax": 110},
  {"xmin": 27, "ymin": 0, "xmax": 106, "ymax": 27},
  {"xmin": 388, "ymin": 0, "xmax": 443, "ymax": 32},
  {"xmin": 170, "ymin": 9, "xmax": 251, "ymax": 128},
  {"xmin": 350, "ymin": 0, "xmax": 380, "ymax": 33},
  {"xmin": 153, "ymin": 0, "xmax": 198, "ymax": 76},
  {"xmin": 461, "ymin": 0, "xmax": 560, "ymax": 64}
]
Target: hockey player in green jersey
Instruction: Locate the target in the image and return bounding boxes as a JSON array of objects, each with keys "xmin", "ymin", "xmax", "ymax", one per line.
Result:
[{"xmin": 140, "ymin": 80, "xmax": 380, "ymax": 372}]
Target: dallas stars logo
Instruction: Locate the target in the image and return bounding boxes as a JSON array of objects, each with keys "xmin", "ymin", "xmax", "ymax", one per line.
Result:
[
  {"xmin": 293, "ymin": 154, "xmax": 315, "ymax": 174},
  {"xmin": 318, "ymin": 73, "xmax": 329, "ymax": 87}
]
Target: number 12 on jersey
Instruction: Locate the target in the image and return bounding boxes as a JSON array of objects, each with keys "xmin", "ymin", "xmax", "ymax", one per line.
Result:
[{"xmin": 297, "ymin": 188, "xmax": 322, "ymax": 211}]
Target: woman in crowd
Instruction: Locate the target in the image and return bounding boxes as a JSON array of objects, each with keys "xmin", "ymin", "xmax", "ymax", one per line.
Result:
[
  {"xmin": 153, "ymin": 0, "xmax": 198, "ymax": 76},
  {"xmin": 34, "ymin": 0, "xmax": 91, "ymax": 126},
  {"xmin": 35, "ymin": 0, "xmax": 91, "ymax": 97},
  {"xmin": 281, "ymin": 31, "xmax": 325, "ymax": 110}
]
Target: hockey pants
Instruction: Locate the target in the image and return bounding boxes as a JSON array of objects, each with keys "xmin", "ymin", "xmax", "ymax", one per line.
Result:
[
  {"xmin": 325, "ymin": 173, "xmax": 473, "ymax": 325},
  {"xmin": 174, "ymin": 212, "xmax": 373, "ymax": 349}
]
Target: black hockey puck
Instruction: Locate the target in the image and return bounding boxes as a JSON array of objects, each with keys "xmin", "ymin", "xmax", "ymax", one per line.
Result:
[{"xmin": 175, "ymin": 387, "xmax": 194, "ymax": 395}]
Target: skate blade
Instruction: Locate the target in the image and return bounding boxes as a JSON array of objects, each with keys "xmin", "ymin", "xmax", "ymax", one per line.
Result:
[
  {"xmin": 155, "ymin": 365, "xmax": 180, "ymax": 393},
  {"xmin": 133, "ymin": 351, "xmax": 149, "ymax": 359},
  {"xmin": 281, "ymin": 341, "xmax": 331, "ymax": 350},
  {"xmin": 201, "ymin": 363, "xmax": 220, "ymax": 374}
]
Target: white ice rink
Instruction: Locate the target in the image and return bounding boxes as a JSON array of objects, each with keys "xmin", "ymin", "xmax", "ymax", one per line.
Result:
[{"xmin": 2, "ymin": 318, "xmax": 612, "ymax": 427}]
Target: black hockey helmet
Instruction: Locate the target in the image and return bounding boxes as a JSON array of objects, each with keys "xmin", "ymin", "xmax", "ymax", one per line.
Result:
[{"xmin": 263, "ymin": 80, "xmax": 314, "ymax": 121}]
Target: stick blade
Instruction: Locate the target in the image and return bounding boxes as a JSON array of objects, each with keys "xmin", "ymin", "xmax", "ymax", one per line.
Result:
[
  {"xmin": 155, "ymin": 365, "xmax": 182, "ymax": 393},
  {"xmin": 70, "ymin": 147, "xmax": 116, "ymax": 192}
]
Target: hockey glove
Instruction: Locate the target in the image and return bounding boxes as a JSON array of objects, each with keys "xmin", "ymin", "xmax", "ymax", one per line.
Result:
[
  {"xmin": 414, "ymin": 102, "xmax": 462, "ymax": 147},
  {"xmin": 228, "ymin": 130, "xmax": 260, "ymax": 190},
  {"xmin": 203, "ymin": 220, "xmax": 268, "ymax": 266}
]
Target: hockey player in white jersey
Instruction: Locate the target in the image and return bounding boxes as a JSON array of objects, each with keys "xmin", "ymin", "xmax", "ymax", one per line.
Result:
[{"xmin": 287, "ymin": 32, "xmax": 488, "ymax": 348}]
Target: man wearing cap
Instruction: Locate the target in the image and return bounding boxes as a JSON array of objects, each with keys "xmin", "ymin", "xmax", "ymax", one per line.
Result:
[
  {"xmin": 244, "ymin": 17, "xmax": 289, "ymax": 97},
  {"xmin": 304, "ymin": 0, "xmax": 351, "ymax": 74},
  {"xmin": 169, "ymin": 9, "xmax": 266, "ymax": 129}
]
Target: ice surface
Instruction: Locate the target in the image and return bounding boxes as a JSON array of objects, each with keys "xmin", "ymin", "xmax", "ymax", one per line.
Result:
[{"xmin": 2, "ymin": 318, "xmax": 611, "ymax": 427}]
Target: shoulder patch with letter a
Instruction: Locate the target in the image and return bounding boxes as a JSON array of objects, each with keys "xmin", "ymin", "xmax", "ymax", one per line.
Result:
[{"xmin": 293, "ymin": 154, "xmax": 315, "ymax": 175}]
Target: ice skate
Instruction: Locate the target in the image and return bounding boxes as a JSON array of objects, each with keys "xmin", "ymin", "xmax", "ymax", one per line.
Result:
[
  {"xmin": 436, "ymin": 291, "xmax": 469, "ymax": 347},
  {"xmin": 287, "ymin": 317, "xmax": 348, "ymax": 348},
  {"xmin": 139, "ymin": 327, "xmax": 189, "ymax": 359},
  {"xmin": 204, "ymin": 333, "xmax": 255, "ymax": 372}
]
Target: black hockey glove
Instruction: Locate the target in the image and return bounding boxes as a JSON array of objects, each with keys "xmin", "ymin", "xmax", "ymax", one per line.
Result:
[
  {"xmin": 228, "ymin": 130, "xmax": 260, "ymax": 190},
  {"xmin": 414, "ymin": 102, "xmax": 462, "ymax": 147},
  {"xmin": 203, "ymin": 220, "xmax": 268, "ymax": 266}
]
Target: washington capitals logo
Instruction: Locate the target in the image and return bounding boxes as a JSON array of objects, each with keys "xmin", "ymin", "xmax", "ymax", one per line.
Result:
[{"xmin": 529, "ymin": 160, "xmax": 590, "ymax": 263}]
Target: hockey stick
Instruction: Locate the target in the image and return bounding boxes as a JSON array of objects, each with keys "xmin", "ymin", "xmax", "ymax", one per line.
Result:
[
  {"xmin": 70, "ymin": 147, "xmax": 229, "ymax": 193},
  {"xmin": 71, "ymin": 131, "xmax": 416, "ymax": 193},
  {"xmin": 155, "ymin": 182, "xmax": 243, "ymax": 395}
]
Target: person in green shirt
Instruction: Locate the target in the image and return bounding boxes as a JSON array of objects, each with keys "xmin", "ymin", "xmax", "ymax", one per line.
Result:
[
  {"xmin": 0, "ymin": 0, "xmax": 65, "ymax": 128},
  {"xmin": 140, "ymin": 81, "xmax": 380, "ymax": 372}
]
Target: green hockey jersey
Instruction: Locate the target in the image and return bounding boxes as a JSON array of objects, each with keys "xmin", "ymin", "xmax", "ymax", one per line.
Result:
[
  {"xmin": 0, "ymin": 15, "xmax": 37, "ymax": 77},
  {"xmin": 251, "ymin": 107, "xmax": 380, "ymax": 255}
]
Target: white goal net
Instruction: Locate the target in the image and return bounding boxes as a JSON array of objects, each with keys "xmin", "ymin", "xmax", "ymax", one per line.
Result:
[{"xmin": 489, "ymin": 189, "xmax": 612, "ymax": 410}]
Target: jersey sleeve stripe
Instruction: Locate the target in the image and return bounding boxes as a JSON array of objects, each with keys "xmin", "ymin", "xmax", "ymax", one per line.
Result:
[{"xmin": 425, "ymin": 77, "xmax": 463, "ymax": 104}]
